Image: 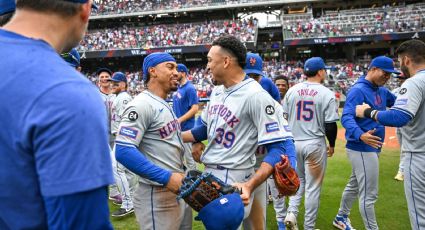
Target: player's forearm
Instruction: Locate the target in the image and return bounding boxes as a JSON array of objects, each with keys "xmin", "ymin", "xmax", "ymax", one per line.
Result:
[
  {"xmin": 115, "ymin": 144, "xmax": 171, "ymax": 185},
  {"xmin": 325, "ymin": 122, "xmax": 337, "ymax": 147},
  {"xmin": 245, "ymin": 162, "xmax": 273, "ymax": 192},
  {"xmin": 178, "ymin": 104, "xmax": 199, "ymax": 123},
  {"xmin": 182, "ymin": 130, "xmax": 196, "ymax": 143}
]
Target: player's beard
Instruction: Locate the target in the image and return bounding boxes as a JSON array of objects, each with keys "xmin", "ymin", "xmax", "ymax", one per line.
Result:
[{"xmin": 400, "ymin": 65, "xmax": 411, "ymax": 78}]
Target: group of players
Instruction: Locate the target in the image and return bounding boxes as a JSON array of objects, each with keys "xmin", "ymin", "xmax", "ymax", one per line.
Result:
[{"xmin": 1, "ymin": 1, "xmax": 425, "ymax": 230}]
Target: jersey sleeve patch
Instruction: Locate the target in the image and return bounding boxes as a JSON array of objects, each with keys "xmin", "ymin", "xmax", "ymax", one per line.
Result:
[
  {"xmin": 394, "ymin": 98, "xmax": 408, "ymax": 106},
  {"xmin": 266, "ymin": 122, "xmax": 280, "ymax": 133},
  {"xmin": 119, "ymin": 126, "xmax": 138, "ymax": 140}
]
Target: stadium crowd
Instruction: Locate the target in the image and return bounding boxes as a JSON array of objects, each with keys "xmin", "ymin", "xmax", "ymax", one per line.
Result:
[
  {"xmin": 79, "ymin": 19, "xmax": 257, "ymax": 51},
  {"xmin": 84, "ymin": 59, "xmax": 402, "ymax": 99},
  {"xmin": 283, "ymin": 2, "xmax": 425, "ymax": 39},
  {"xmin": 93, "ymin": 0, "xmax": 280, "ymax": 16}
]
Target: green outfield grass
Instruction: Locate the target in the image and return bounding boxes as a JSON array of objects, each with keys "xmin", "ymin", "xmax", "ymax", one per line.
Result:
[{"xmin": 109, "ymin": 140, "xmax": 409, "ymax": 230}]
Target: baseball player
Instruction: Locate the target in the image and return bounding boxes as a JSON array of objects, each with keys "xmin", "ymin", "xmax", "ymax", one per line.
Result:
[
  {"xmin": 0, "ymin": 0, "xmax": 14, "ymax": 26},
  {"xmin": 334, "ymin": 56, "xmax": 398, "ymax": 230},
  {"xmin": 270, "ymin": 74, "xmax": 292, "ymax": 230},
  {"xmin": 245, "ymin": 52, "xmax": 281, "ymax": 102},
  {"xmin": 282, "ymin": 57, "xmax": 339, "ymax": 230},
  {"xmin": 108, "ymin": 72, "xmax": 137, "ymax": 217},
  {"xmin": 391, "ymin": 74, "xmax": 408, "ymax": 181},
  {"xmin": 0, "ymin": 0, "xmax": 114, "ymax": 229},
  {"xmin": 355, "ymin": 40, "xmax": 425, "ymax": 230},
  {"xmin": 182, "ymin": 35, "xmax": 297, "ymax": 229},
  {"xmin": 275, "ymin": 75, "xmax": 290, "ymax": 103},
  {"xmin": 172, "ymin": 63, "xmax": 199, "ymax": 229},
  {"xmin": 243, "ymin": 52, "xmax": 283, "ymax": 230},
  {"xmin": 115, "ymin": 52, "xmax": 188, "ymax": 230},
  {"xmin": 172, "ymin": 63, "xmax": 199, "ymax": 171}
]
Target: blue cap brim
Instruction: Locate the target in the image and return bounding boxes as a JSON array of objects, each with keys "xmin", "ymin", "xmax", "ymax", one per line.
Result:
[
  {"xmin": 381, "ymin": 68, "xmax": 401, "ymax": 75},
  {"xmin": 107, "ymin": 79, "xmax": 122, "ymax": 82},
  {"xmin": 244, "ymin": 69, "xmax": 265, "ymax": 77}
]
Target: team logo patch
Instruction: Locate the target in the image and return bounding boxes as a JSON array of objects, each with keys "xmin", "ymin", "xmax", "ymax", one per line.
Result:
[
  {"xmin": 249, "ymin": 57, "xmax": 256, "ymax": 66},
  {"xmin": 265, "ymin": 105, "xmax": 275, "ymax": 115},
  {"xmin": 394, "ymin": 98, "xmax": 408, "ymax": 106},
  {"xmin": 128, "ymin": 111, "xmax": 139, "ymax": 121},
  {"xmin": 119, "ymin": 127, "xmax": 138, "ymax": 139},
  {"xmin": 399, "ymin": 88, "xmax": 407, "ymax": 95},
  {"xmin": 266, "ymin": 122, "xmax": 280, "ymax": 133}
]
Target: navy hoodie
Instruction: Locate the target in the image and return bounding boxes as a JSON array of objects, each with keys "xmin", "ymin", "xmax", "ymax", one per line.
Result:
[{"xmin": 342, "ymin": 76, "xmax": 396, "ymax": 152}]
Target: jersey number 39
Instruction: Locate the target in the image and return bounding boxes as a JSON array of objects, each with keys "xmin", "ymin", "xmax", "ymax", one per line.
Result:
[
  {"xmin": 296, "ymin": 100, "xmax": 314, "ymax": 121},
  {"xmin": 214, "ymin": 128, "xmax": 235, "ymax": 149}
]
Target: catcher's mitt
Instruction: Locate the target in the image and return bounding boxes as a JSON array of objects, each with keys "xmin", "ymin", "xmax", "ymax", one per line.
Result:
[
  {"xmin": 273, "ymin": 155, "xmax": 300, "ymax": 197},
  {"xmin": 177, "ymin": 170, "xmax": 238, "ymax": 212}
]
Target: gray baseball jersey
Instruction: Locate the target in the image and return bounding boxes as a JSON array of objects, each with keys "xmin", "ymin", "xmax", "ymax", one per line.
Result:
[
  {"xmin": 111, "ymin": 91, "xmax": 132, "ymax": 134},
  {"xmin": 282, "ymin": 82, "xmax": 339, "ymax": 141},
  {"xmin": 391, "ymin": 70, "xmax": 425, "ymax": 152},
  {"xmin": 115, "ymin": 91, "xmax": 185, "ymax": 185},
  {"xmin": 200, "ymin": 78, "xmax": 293, "ymax": 169}
]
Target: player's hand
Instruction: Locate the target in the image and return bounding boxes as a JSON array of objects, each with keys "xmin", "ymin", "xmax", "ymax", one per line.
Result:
[
  {"xmin": 360, "ymin": 129, "xmax": 383, "ymax": 149},
  {"xmin": 327, "ymin": 146, "xmax": 335, "ymax": 157},
  {"xmin": 192, "ymin": 142, "xmax": 205, "ymax": 163},
  {"xmin": 356, "ymin": 103, "xmax": 371, "ymax": 118},
  {"xmin": 166, "ymin": 172, "xmax": 184, "ymax": 194},
  {"xmin": 232, "ymin": 182, "xmax": 252, "ymax": 206}
]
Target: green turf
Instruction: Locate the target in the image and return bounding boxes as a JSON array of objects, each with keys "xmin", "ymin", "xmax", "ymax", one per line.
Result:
[{"xmin": 109, "ymin": 140, "xmax": 409, "ymax": 230}]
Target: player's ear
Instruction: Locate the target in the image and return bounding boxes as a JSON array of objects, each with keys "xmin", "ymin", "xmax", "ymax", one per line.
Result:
[
  {"xmin": 148, "ymin": 67, "xmax": 156, "ymax": 78},
  {"xmin": 223, "ymin": 56, "xmax": 231, "ymax": 69}
]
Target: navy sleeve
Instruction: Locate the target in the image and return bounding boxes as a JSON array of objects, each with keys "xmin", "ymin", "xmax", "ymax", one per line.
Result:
[
  {"xmin": 26, "ymin": 82, "xmax": 114, "ymax": 197},
  {"xmin": 341, "ymin": 88, "xmax": 366, "ymax": 141},
  {"xmin": 386, "ymin": 89, "xmax": 396, "ymax": 108},
  {"xmin": 263, "ymin": 139, "xmax": 296, "ymax": 169},
  {"xmin": 43, "ymin": 187, "xmax": 112, "ymax": 230},
  {"xmin": 376, "ymin": 109, "xmax": 412, "ymax": 127},
  {"xmin": 190, "ymin": 121, "xmax": 208, "ymax": 142},
  {"xmin": 115, "ymin": 144, "xmax": 172, "ymax": 185}
]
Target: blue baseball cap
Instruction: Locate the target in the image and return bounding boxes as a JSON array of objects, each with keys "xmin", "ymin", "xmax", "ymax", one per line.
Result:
[
  {"xmin": 369, "ymin": 56, "xmax": 400, "ymax": 74},
  {"xmin": 61, "ymin": 48, "xmax": 80, "ymax": 68},
  {"xmin": 108, "ymin": 72, "xmax": 127, "ymax": 83},
  {"xmin": 177, "ymin": 64, "xmax": 189, "ymax": 74},
  {"xmin": 195, "ymin": 193, "xmax": 244, "ymax": 230},
  {"xmin": 63, "ymin": 0, "xmax": 98, "ymax": 9},
  {"xmin": 304, "ymin": 57, "xmax": 328, "ymax": 72},
  {"xmin": 0, "ymin": 0, "xmax": 15, "ymax": 15},
  {"xmin": 142, "ymin": 52, "xmax": 176, "ymax": 82},
  {"xmin": 244, "ymin": 53, "xmax": 265, "ymax": 76}
]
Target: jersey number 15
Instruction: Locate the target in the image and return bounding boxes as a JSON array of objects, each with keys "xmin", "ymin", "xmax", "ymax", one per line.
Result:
[{"xmin": 296, "ymin": 100, "xmax": 314, "ymax": 121}]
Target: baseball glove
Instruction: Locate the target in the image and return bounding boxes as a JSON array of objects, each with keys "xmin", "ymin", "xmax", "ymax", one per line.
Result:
[
  {"xmin": 177, "ymin": 170, "xmax": 238, "ymax": 212},
  {"xmin": 273, "ymin": 155, "xmax": 300, "ymax": 197}
]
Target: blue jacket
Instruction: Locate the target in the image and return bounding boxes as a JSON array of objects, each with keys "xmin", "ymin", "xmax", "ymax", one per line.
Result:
[{"xmin": 342, "ymin": 77, "xmax": 396, "ymax": 152}]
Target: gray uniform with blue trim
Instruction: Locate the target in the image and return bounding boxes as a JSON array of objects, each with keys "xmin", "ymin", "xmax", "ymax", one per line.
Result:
[
  {"xmin": 283, "ymin": 81, "xmax": 339, "ymax": 230},
  {"xmin": 390, "ymin": 70, "xmax": 425, "ymax": 230},
  {"xmin": 200, "ymin": 78, "xmax": 292, "ymax": 227},
  {"xmin": 115, "ymin": 90, "xmax": 187, "ymax": 230}
]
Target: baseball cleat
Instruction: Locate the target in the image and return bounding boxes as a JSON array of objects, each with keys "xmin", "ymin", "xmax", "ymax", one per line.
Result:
[
  {"xmin": 333, "ymin": 214, "xmax": 355, "ymax": 230},
  {"xmin": 284, "ymin": 212, "xmax": 298, "ymax": 230},
  {"xmin": 394, "ymin": 172, "xmax": 404, "ymax": 181},
  {"xmin": 111, "ymin": 208, "xmax": 134, "ymax": 217}
]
